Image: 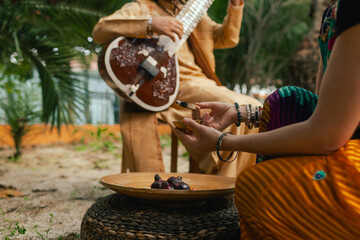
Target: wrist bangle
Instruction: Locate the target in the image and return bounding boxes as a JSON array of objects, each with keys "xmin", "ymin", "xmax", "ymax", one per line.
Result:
[
  {"xmin": 147, "ymin": 17, "xmax": 153, "ymax": 35},
  {"xmin": 234, "ymin": 102, "xmax": 241, "ymax": 127},
  {"xmin": 255, "ymin": 106, "xmax": 260, "ymax": 128},
  {"xmin": 216, "ymin": 131, "xmax": 237, "ymax": 163}
]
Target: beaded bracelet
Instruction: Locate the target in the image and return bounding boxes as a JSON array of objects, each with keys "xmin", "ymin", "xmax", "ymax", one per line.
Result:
[
  {"xmin": 250, "ymin": 106, "xmax": 255, "ymax": 127},
  {"xmin": 216, "ymin": 131, "xmax": 237, "ymax": 163},
  {"xmin": 243, "ymin": 104, "xmax": 264, "ymax": 129},
  {"xmin": 245, "ymin": 104, "xmax": 253, "ymax": 129},
  {"xmin": 234, "ymin": 102, "xmax": 241, "ymax": 127}
]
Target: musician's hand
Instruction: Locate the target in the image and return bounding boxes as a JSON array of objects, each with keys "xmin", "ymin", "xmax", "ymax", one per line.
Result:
[
  {"xmin": 173, "ymin": 118, "xmax": 221, "ymax": 153},
  {"xmin": 196, "ymin": 102, "xmax": 239, "ymax": 131},
  {"xmin": 152, "ymin": 16, "xmax": 183, "ymax": 42}
]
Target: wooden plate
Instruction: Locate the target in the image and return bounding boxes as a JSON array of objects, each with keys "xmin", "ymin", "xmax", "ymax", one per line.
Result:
[{"xmin": 100, "ymin": 173, "xmax": 235, "ymax": 203}]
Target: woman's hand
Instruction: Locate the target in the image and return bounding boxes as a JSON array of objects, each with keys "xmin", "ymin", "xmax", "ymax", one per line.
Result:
[
  {"xmin": 152, "ymin": 16, "xmax": 183, "ymax": 41},
  {"xmin": 173, "ymin": 118, "xmax": 222, "ymax": 153},
  {"xmin": 196, "ymin": 102, "xmax": 238, "ymax": 131},
  {"xmin": 230, "ymin": 0, "xmax": 243, "ymax": 6}
]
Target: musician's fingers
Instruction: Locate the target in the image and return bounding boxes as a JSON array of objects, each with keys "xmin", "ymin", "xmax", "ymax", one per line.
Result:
[
  {"xmin": 169, "ymin": 33, "xmax": 176, "ymax": 42},
  {"xmin": 174, "ymin": 22, "xmax": 184, "ymax": 32},
  {"xmin": 172, "ymin": 19, "xmax": 183, "ymax": 29},
  {"xmin": 174, "ymin": 18, "xmax": 183, "ymax": 26},
  {"xmin": 173, "ymin": 28, "xmax": 183, "ymax": 40},
  {"xmin": 164, "ymin": 30, "xmax": 177, "ymax": 41},
  {"xmin": 174, "ymin": 27, "xmax": 183, "ymax": 37}
]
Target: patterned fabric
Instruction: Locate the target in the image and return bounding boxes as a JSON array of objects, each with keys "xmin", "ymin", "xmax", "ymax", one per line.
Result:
[
  {"xmin": 257, "ymin": 86, "xmax": 318, "ymax": 163},
  {"xmin": 235, "ymin": 139, "xmax": 360, "ymax": 239},
  {"xmin": 319, "ymin": 0, "xmax": 339, "ymax": 71}
]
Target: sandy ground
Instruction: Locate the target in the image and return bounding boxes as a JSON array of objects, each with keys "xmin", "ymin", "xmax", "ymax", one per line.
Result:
[{"xmin": 0, "ymin": 135, "xmax": 189, "ymax": 239}]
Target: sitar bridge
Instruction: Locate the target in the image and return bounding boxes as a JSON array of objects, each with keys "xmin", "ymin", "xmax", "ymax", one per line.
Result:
[
  {"xmin": 140, "ymin": 56, "xmax": 159, "ymax": 78},
  {"xmin": 129, "ymin": 55, "xmax": 160, "ymax": 97}
]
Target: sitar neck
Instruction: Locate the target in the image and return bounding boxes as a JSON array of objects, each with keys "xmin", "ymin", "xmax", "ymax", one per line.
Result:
[{"xmin": 158, "ymin": 0, "xmax": 215, "ymax": 56}]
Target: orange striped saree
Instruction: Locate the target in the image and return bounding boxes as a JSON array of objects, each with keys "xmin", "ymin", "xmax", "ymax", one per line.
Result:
[
  {"xmin": 234, "ymin": 87, "xmax": 360, "ymax": 239},
  {"xmin": 235, "ymin": 139, "xmax": 360, "ymax": 239}
]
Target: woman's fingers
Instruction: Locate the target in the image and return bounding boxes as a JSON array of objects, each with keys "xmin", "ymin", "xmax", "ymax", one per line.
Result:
[
  {"xmin": 192, "ymin": 106, "xmax": 201, "ymax": 120},
  {"xmin": 183, "ymin": 117, "xmax": 199, "ymax": 128},
  {"xmin": 209, "ymin": 117, "xmax": 215, "ymax": 125},
  {"xmin": 173, "ymin": 128, "xmax": 196, "ymax": 150},
  {"xmin": 201, "ymin": 112, "xmax": 210, "ymax": 121},
  {"xmin": 201, "ymin": 113, "xmax": 213, "ymax": 127},
  {"xmin": 173, "ymin": 128, "xmax": 191, "ymax": 141},
  {"xmin": 196, "ymin": 102, "xmax": 215, "ymax": 109},
  {"xmin": 174, "ymin": 118, "xmax": 221, "ymax": 153}
]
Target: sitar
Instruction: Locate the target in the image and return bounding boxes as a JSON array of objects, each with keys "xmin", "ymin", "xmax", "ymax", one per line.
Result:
[{"xmin": 98, "ymin": 0, "xmax": 215, "ymax": 112}]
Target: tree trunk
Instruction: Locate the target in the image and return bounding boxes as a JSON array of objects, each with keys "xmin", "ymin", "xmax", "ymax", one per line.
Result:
[
  {"xmin": 288, "ymin": 0, "xmax": 330, "ymax": 92},
  {"xmin": 12, "ymin": 127, "xmax": 25, "ymax": 160}
]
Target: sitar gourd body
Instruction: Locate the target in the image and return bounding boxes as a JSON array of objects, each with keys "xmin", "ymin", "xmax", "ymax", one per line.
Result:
[{"xmin": 98, "ymin": 0, "xmax": 214, "ymax": 112}]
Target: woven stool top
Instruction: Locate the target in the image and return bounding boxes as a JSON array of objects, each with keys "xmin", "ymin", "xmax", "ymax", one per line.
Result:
[{"xmin": 81, "ymin": 193, "xmax": 240, "ymax": 240}]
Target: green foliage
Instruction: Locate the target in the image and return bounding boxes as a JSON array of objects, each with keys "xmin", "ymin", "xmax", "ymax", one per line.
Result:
[
  {"xmin": 0, "ymin": 81, "xmax": 41, "ymax": 160},
  {"xmin": 208, "ymin": 0, "xmax": 312, "ymax": 92},
  {"xmin": 49, "ymin": 213, "xmax": 54, "ymax": 223},
  {"xmin": 0, "ymin": 0, "xmax": 130, "ymax": 132},
  {"xmin": 36, "ymin": 228, "xmax": 52, "ymax": 240},
  {"xmin": 160, "ymin": 134, "xmax": 172, "ymax": 148},
  {"xmin": 2, "ymin": 222, "xmax": 27, "ymax": 240},
  {"xmin": 73, "ymin": 126, "xmax": 122, "ymax": 152},
  {"xmin": 0, "ymin": 2, "xmax": 79, "ymax": 131},
  {"xmin": 0, "ymin": 210, "xmax": 81, "ymax": 239}
]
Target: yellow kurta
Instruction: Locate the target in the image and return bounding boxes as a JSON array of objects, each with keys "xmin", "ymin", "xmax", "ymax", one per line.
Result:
[{"xmin": 92, "ymin": 0, "xmax": 261, "ymax": 177}]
